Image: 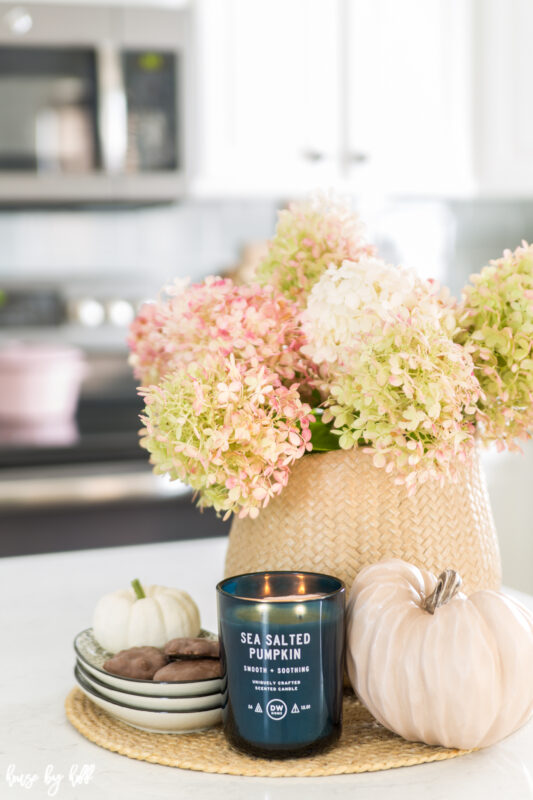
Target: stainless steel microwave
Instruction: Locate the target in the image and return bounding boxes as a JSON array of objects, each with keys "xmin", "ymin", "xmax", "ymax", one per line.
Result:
[{"xmin": 0, "ymin": 3, "xmax": 192, "ymax": 204}]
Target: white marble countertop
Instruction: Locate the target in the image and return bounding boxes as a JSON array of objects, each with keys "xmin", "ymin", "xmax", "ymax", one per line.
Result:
[{"xmin": 1, "ymin": 536, "xmax": 532, "ymax": 800}]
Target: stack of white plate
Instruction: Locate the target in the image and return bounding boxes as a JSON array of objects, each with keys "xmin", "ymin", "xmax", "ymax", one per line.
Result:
[{"xmin": 73, "ymin": 628, "xmax": 224, "ymax": 733}]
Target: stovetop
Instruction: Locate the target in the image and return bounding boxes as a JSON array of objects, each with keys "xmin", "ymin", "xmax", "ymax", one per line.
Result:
[{"xmin": 0, "ymin": 395, "xmax": 146, "ymax": 470}]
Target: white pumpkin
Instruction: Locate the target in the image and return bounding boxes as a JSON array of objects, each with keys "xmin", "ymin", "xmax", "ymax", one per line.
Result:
[
  {"xmin": 93, "ymin": 579, "xmax": 201, "ymax": 653},
  {"xmin": 346, "ymin": 559, "xmax": 533, "ymax": 750}
]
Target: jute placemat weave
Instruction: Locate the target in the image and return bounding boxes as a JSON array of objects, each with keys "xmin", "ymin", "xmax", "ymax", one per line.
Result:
[{"xmin": 65, "ymin": 688, "xmax": 472, "ymax": 777}]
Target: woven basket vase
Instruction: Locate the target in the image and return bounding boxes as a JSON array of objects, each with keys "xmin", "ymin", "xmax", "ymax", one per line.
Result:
[{"xmin": 224, "ymin": 448, "xmax": 502, "ymax": 595}]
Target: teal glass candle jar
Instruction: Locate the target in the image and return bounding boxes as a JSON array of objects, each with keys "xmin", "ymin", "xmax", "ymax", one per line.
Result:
[{"xmin": 216, "ymin": 570, "xmax": 345, "ymax": 758}]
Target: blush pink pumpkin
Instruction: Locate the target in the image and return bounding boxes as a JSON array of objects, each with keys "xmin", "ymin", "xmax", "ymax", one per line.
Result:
[{"xmin": 346, "ymin": 559, "xmax": 533, "ymax": 750}]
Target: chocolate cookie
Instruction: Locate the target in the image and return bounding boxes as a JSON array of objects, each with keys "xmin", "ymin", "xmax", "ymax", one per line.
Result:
[
  {"xmin": 103, "ymin": 646, "xmax": 167, "ymax": 680},
  {"xmin": 164, "ymin": 637, "xmax": 220, "ymax": 659},
  {"xmin": 153, "ymin": 658, "xmax": 222, "ymax": 682}
]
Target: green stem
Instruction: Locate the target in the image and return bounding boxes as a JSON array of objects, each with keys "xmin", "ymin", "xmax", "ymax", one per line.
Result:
[{"xmin": 131, "ymin": 578, "xmax": 146, "ymax": 600}]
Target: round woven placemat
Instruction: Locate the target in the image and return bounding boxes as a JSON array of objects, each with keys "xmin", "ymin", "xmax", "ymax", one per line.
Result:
[{"xmin": 65, "ymin": 688, "xmax": 472, "ymax": 777}]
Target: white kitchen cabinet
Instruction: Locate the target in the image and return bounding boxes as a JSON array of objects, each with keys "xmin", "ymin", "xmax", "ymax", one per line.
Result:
[
  {"xmin": 474, "ymin": 0, "xmax": 533, "ymax": 196},
  {"xmin": 193, "ymin": 0, "xmax": 341, "ymax": 195},
  {"xmin": 193, "ymin": 0, "xmax": 531, "ymax": 198},
  {"xmin": 343, "ymin": 0, "xmax": 474, "ymax": 197},
  {"xmin": 193, "ymin": 0, "xmax": 474, "ymax": 197}
]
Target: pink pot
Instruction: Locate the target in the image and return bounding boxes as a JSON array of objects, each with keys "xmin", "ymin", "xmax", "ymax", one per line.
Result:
[{"xmin": 0, "ymin": 342, "xmax": 87, "ymax": 423}]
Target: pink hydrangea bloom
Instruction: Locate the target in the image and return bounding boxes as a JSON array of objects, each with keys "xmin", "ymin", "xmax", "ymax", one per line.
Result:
[
  {"xmin": 128, "ymin": 276, "xmax": 313, "ymax": 390},
  {"xmin": 139, "ymin": 354, "xmax": 314, "ymax": 519},
  {"xmin": 127, "ymin": 301, "xmax": 169, "ymax": 386}
]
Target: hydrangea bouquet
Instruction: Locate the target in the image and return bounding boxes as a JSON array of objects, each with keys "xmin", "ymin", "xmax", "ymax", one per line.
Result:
[{"xmin": 129, "ymin": 194, "xmax": 533, "ymax": 520}]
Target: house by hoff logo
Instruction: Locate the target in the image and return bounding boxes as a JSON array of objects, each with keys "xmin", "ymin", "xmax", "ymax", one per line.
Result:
[
  {"xmin": 266, "ymin": 699, "xmax": 287, "ymax": 721},
  {"xmin": 5, "ymin": 764, "xmax": 95, "ymax": 796}
]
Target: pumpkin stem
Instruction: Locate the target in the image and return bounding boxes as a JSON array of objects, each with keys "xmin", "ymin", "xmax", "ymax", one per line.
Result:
[
  {"xmin": 423, "ymin": 569, "xmax": 462, "ymax": 614},
  {"xmin": 131, "ymin": 578, "xmax": 146, "ymax": 600}
]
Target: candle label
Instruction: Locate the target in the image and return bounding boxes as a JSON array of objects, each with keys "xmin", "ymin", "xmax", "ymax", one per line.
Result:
[{"xmin": 222, "ymin": 621, "xmax": 331, "ymax": 745}]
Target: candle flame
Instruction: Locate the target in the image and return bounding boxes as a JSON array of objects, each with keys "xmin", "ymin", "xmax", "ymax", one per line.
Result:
[
  {"xmin": 263, "ymin": 575, "xmax": 271, "ymax": 597},
  {"xmin": 297, "ymin": 576, "xmax": 306, "ymax": 595}
]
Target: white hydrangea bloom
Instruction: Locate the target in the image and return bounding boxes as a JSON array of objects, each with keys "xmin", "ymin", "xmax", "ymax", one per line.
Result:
[{"xmin": 302, "ymin": 257, "xmax": 454, "ymax": 367}]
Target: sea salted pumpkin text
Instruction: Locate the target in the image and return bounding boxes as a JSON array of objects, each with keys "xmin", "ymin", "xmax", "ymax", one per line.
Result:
[{"xmin": 240, "ymin": 631, "xmax": 311, "ymax": 661}]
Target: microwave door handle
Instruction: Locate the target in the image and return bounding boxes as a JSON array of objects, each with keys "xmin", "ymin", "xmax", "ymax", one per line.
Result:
[{"xmin": 97, "ymin": 44, "xmax": 127, "ymax": 174}]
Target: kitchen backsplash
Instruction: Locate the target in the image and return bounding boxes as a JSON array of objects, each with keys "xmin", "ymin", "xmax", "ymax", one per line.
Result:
[
  {"xmin": 0, "ymin": 200, "xmax": 279, "ymax": 288},
  {"xmin": 1, "ymin": 197, "xmax": 533, "ymax": 300}
]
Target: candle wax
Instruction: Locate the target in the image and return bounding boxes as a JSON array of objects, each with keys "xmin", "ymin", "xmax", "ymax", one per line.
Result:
[{"xmin": 243, "ymin": 593, "xmax": 327, "ymax": 602}]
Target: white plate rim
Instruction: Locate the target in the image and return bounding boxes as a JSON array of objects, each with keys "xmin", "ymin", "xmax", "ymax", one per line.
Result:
[
  {"xmin": 75, "ymin": 660, "xmax": 223, "ymax": 712},
  {"xmin": 75, "ymin": 658, "xmax": 223, "ymax": 700},
  {"xmin": 74, "ymin": 664, "xmax": 223, "ymax": 717}
]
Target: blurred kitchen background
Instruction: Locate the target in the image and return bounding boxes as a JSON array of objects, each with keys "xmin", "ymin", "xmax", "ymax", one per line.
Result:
[{"xmin": 0, "ymin": 0, "xmax": 532, "ymax": 592}]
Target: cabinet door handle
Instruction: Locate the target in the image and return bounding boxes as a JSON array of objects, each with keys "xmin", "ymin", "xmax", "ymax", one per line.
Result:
[
  {"xmin": 302, "ymin": 149, "xmax": 326, "ymax": 163},
  {"xmin": 348, "ymin": 151, "xmax": 369, "ymax": 164}
]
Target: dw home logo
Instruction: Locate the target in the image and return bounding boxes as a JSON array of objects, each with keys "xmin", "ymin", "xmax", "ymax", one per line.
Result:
[{"xmin": 266, "ymin": 699, "xmax": 287, "ymax": 721}]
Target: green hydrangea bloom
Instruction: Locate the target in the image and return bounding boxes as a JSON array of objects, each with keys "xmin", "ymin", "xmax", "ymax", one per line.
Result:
[
  {"xmin": 322, "ymin": 322, "xmax": 480, "ymax": 490},
  {"xmin": 138, "ymin": 355, "xmax": 313, "ymax": 519},
  {"xmin": 256, "ymin": 193, "xmax": 375, "ymax": 307},
  {"xmin": 455, "ymin": 242, "xmax": 533, "ymax": 449}
]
